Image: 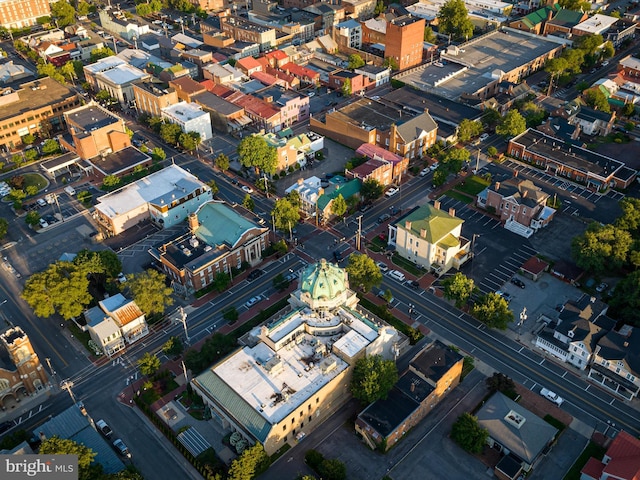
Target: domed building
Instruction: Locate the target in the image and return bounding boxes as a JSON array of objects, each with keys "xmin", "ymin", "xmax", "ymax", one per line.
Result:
[
  {"xmin": 192, "ymin": 259, "xmax": 407, "ymax": 456},
  {"xmin": 292, "ymin": 258, "xmax": 358, "ymax": 311}
]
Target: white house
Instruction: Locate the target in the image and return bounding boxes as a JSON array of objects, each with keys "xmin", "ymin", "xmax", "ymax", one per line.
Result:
[
  {"xmin": 285, "ymin": 176, "xmax": 324, "ymax": 218},
  {"xmin": 161, "ymin": 102, "xmax": 213, "ymax": 142}
]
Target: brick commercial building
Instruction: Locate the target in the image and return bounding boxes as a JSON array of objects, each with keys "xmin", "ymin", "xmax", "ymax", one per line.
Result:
[
  {"xmin": 385, "ymin": 15, "xmax": 425, "ymax": 70},
  {"xmin": 0, "ymin": 0, "xmax": 50, "ymax": 29}
]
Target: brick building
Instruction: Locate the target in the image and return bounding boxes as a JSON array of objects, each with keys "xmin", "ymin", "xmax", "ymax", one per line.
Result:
[
  {"xmin": 132, "ymin": 81, "xmax": 179, "ymax": 117},
  {"xmin": 0, "ymin": 0, "xmax": 50, "ymax": 29},
  {"xmin": 385, "ymin": 15, "xmax": 425, "ymax": 71}
]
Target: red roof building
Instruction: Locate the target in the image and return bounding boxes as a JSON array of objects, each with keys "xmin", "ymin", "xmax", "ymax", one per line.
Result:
[
  {"xmin": 226, "ymin": 92, "xmax": 281, "ymax": 132},
  {"xmin": 520, "ymin": 256, "xmax": 549, "ymax": 281},
  {"xmin": 250, "ymin": 71, "xmax": 285, "ymax": 88},
  {"xmin": 581, "ymin": 431, "xmax": 640, "ymax": 480},
  {"xmin": 280, "ymin": 62, "xmax": 319, "ymax": 85}
]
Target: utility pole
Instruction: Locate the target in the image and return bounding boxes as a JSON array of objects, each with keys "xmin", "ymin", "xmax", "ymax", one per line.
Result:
[
  {"xmin": 356, "ymin": 215, "xmax": 363, "ymax": 251},
  {"xmin": 60, "ymin": 380, "xmax": 77, "ymax": 404},
  {"xmin": 181, "ymin": 360, "xmax": 189, "ymax": 383},
  {"xmin": 179, "ymin": 306, "xmax": 189, "ymax": 345},
  {"xmin": 476, "ymin": 149, "xmax": 481, "ymax": 173},
  {"xmin": 517, "ymin": 306, "xmax": 527, "ymax": 342}
]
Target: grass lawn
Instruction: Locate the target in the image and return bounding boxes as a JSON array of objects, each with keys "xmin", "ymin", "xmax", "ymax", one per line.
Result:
[
  {"xmin": 392, "ymin": 253, "xmax": 424, "ymax": 276},
  {"xmin": 564, "ymin": 441, "xmax": 606, "ymax": 480},
  {"xmin": 454, "ymin": 175, "xmax": 490, "ymax": 196},
  {"xmin": 445, "ymin": 191, "xmax": 474, "ymax": 204},
  {"xmin": 23, "ymin": 173, "xmax": 48, "ymax": 192},
  {"xmin": 67, "ymin": 322, "xmax": 95, "ymax": 355}
]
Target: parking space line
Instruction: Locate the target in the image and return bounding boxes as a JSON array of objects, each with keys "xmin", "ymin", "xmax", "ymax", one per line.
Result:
[
  {"xmin": 483, "ymin": 218, "xmax": 493, "ymax": 226},
  {"xmin": 491, "ymin": 222, "xmax": 501, "ymax": 229}
]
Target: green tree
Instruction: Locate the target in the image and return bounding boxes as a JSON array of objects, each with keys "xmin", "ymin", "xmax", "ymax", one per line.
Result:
[
  {"xmin": 482, "ymin": 108, "xmax": 501, "ymax": 128},
  {"xmin": 273, "ymin": 273, "xmax": 289, "ymax": 291},
  {"xmin": 520, "ymin": 101, "xmax": 546, "ymax": 128},
  {"xmin": 347, "ymin": 54, "xmax": 365, "ymax": 70},
  {"xmin": 424, "ymin": 26, "xmax": 436, "ymax": 43},
  {"xmin": 212, "ymin": 272, "xmax": 231, "ymax": 293},
  {"xmin": 318, "ymin": 459, "xmax": 347, "ymax": 480},
  {"xmin": 374, "ymin": 0, "xmax": 385, "ymax": 14},
  {"xmin": 610, "ymin": 270, "xmax": 640, "ymax": 326},
  {"xmin": 22, "ymin": 133, "xmax": 35, "ymax": 145},
  {"xmin": 178, "ymin": 131, "xmax": 200, "ymax": 151},
  {"xmin": 37, "ymin": 62, "xmax": 65, "ymax": 83},
  {"xmin": 286, "ymin": 189, "xmax": 301, "ymax": 210},
  {"xmin": 227, "ymin": 443, "xmax": 270, "ymax": 480},
  {"xmin": 237, "ymin": 135, "xmax": 277, "ymax": 175},
  {"xmin": 151, "ymin": 147, "xmax": 166, "ymax": 161},
  {"xmin": 137, "ymin": 352, "xmax": 161, "ymax": 376},
  {"xmin": 361, "ymin": 178, "xmax": 384, "ymax": 201},
  {"xmin": 571, "ymin": 222, "xmax": 631, "ymax": 272},
  {"xmin": 39, "ymin": 436, "xmax": 97, "ymax": 480},
  {"xmin": 0, "ymin": 218, "xmax": 7, "ymax": 238},
  {"xmin": 433, "ymin": 167, "xmax": 448, "ymax": 187},
  {"xmin": 51, "ymin": 0, "xmax": 75, "ymax": 26},
  {"xmin": 496, "ymin": 110, "xmax": 526, "ymax": 138},
  {"xmin": 617, "ymin": 198, "xmax": 640, "ymax": 234},
  {"xmin": 622, "ymin": 103, "xmax": 636, "ymax": 117},
  {"xmin": 544, "ymin": 57, "xmax": 569, "ymax": 95},
  {"xmin": 442, "ymin": 272, "xmax": 477, "ymax": 308},
  {"xmin": 437, "ymin": 0, "xmax": 474, "ymax": 41},
  {"xmin": 215, "ymin": 153, "xmax": 230, "ymax": 171},
  {"xmin": 41, "ymin": 139, "xmax": 60, "ymax": 155},
  {"xmin": 558, "ymin": 0, "xmax": 591, "ymax": 11},
  {"xmin": 25, "ymin": 211, "xmax": 40, "ymax": 226},
  {"xmin": 487, "ymin": 146, "xmax": 498, "ymax": 157},
  {"xmin": 77, "ymin": 1, "xmax": 91, "ymax": 16},
  {"xmin": 125, "ymin": 269, "xmax": 174, "ymax": 316},
  {"xmin": 331, "ymin": 193, "xmax": 347, "ymax": 220},
  {"xmin": 471, "ymin": 292, "xmax": 513, "ymax": 329},
  {"xmin": 242, "ymin": 194, "xmax": 255, "ymax": 212},
  {"xmin": 561, "ymin": 48, "xmax": 586, "ymax": 74},
  {"xmin": 160, "ymin": 123, "xmax": 182, "ymax": 145},
  {"xmin": 457, "ymin": 119, "xmax": 483, "ymax": 142},
  {"xmin": 573, "ymin": 34, "xmax": 604, "ymax": 56},
  {"xmin": 90, "ymin": 46, "xmax": 115, "ymax": 63},
  {"xmin": 272, "ymin": 198, "xmax": 300, "ymax": 234},
  {"xmin": 24, "ymin": 149, "xmax": 38, "ymax": 162},
  {"xmin": 486, "ymin": 372, "xmax": 516, "ymax": 397},
  {"xmin": 341, "ymin": 78, "xmax": 352, "ymax": 96},
  {"xmin": 442, "ymin": 147, "xmax": 470, "ymax": 174},
  {"xmin": 103, "ymin": 175, "xmax": 120, "ymax": 189},
  {"xmin": 60, "ymin": 61, "xmax": 77, "ymax": 85},
  {"xmin": 207, "ymin": 180, "xmax": 219, "ymax": 196},
  {"xmin": 450, "ymin": 413, "xmax": 488, "ymax": 454},
  {"xmin": 383, "ymin": 56, "xmax": 398, "ymax": 71},
  {"xmin": 345, "ymin": 253, "xmax": 382, "ymax": 293},
  {"xmin": 136, "ymin": 3, "xmax": 153, "ymax": 16},
  {"xmin": 77, "ymin": 190, "xmax": 92, "ymax": 204},
  {"xmin": 583, "ymin": 89, "xmax": 611, "ymax": 113},
  {"xmin": 350, "ymin": 355, "xmax": 398, "ymax": 404}
]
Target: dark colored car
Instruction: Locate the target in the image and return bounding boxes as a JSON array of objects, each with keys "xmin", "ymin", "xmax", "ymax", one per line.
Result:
[
  {"xmin": 247, "ymin": 269, "xmax": 264, "ymax": 281},
  {"xmin": 377, "ymin": 213, "xmax": 391, "ymax": 224},
  {"xmin": 407, "ymin": 280, "xmax": 420, "ymax": 290},
  {"xmin": 510, "ymin": 277, "xmax": 525, "ymax": 289},
  {"xmin": 389, "ymin": 206, "xmax": 400, "ymax": 216}
]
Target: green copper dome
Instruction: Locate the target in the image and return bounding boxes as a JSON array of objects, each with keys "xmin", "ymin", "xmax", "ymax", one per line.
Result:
[{"xmin": 300, "ymin": 259, "xmax": 348, "ymax": 301}]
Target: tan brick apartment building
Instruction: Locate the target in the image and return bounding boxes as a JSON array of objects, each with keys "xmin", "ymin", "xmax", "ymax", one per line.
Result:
[
  {"xmin": 385, "ymin": 15, "xmax": 425, "ymax": 71},
  {"xmin": 132, "ymin": 81, "xmax": 179, "ymax": 117},
  {"xmin": 507, "ymin": 129, "xmax": 637, "ymax": 191},
  {"xmin": 220, "ymin": 15, "xmax": 277, "ymax": 52},
  {"xmin": 0, "ymin": 0, "xmax": 50, "ymax": 29},
  {"xmin": 0, "ymin": 77, "xmax": 79, "ymax": 152}
]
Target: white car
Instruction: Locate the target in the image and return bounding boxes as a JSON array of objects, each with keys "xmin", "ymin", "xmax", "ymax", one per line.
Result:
[
  {"xmin": 385, "ymin": 187, "xmax": 399, "ymax": 197},
  {"xmin": 64, "ymin": 186, "xmax": 76, "ymax": 196},
  {"xmin": 540, "ymin": 387, "xmax": 564, "ymax": 406},
  {"xmin": 39, "ymin": 218, "xmax": 49, "ymax": 228},
  {"xmin": 387, "ymin": 270, "xmax": 406, "ymax": 282},
  {"xmin": 117, "ymin": 273, "xmax": 127, "ymax": 283},
  {"xmin": 244, "ymin": 296, "xmax": 262, "ymax": 309},
  {"xmin": 376, "ymin": 261, "xmax": 389, "ymax": 273},
  {"xmin": 430, "ymin": 163, "xmax": 439, "ymax": 171},
  {"xmin": 419, "ymin": 168, "xmax": 430, "ymax": 177},
  {"xmin": 308, "ymin": 92, "xmax": 315, "ymax": 97},
  {"xmin": 241, "ymin": 185, "xmax": 253, "ymax": 194},
  {"xmin": 479, "ymin": 133, "xmax": 490, "ymax": 142}
]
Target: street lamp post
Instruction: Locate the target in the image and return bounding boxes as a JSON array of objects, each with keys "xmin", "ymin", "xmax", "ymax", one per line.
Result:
[
  {"xmin": 517, "ymin": 306, "xmax": 527, "ymax": 342},
  {"xmin": 408, "ymin": 303, "xmax": 415, "ymax": 324}
]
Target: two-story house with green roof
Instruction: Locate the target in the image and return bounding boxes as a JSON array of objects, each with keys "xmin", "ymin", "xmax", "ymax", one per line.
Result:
[
  {"xmin": 388, "ymin": 202, "xmax": 471, "ymax": 275},
  {"xmin": 316, "ymin": 178, "xmax": 361, "ymax": 225},
  {"xmin": 508, "ymin": 4, "xmax": 561, "ymax": 35}
]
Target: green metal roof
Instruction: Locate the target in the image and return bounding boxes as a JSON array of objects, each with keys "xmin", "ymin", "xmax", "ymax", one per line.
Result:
[
  {"xmin": 437, "ymin": 233, "xmax": 460, "ymax": 249},
  {"xmin": 549, "ymin": 8, "xmax": 584, "ymax": 26},
  {"xmin": 398, "ymin": 204, "xmax": 463, "ymax": 244},
  {"xmin": 317, "ymin": 179, "xmax": 361, "ymax": 211},
  {"xmin": 520, "ymin": 4, "xmax": 560, "ymax": 29},
  {"xmin": 194, "ymin": 368, "xmax": 271, "ymax": 442},
  {"xmin": 300, "ymin": 259, "xmax": 348, "ymax": 301},
  {"xmin": 196, "ymin": 202, "xmax": 257, "ymax": 249}
]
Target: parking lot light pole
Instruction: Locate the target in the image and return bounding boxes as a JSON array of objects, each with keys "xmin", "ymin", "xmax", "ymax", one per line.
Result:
[
  {"xmin": 408, "ymin": 303, "xmax": 415, "ymax": 324},
  {"xmin": 517, "ymin": 307, "xmax": 527, "ymax": 342}
]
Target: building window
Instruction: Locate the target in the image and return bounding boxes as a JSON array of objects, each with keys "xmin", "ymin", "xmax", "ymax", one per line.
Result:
[{"xmin": 283, "ymin": 425, "xmax": 286, "ymax": 431}]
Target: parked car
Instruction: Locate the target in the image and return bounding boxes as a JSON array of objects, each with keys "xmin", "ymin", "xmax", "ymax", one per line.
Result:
[
  {"xmin": 39, "ymin": 218, "xmax": 49, "ymax": 228},
  {"xmin": 407, "ymin": 280, "xmax": 420, "ymax": 290},
  {"xmin": 244, "ymin": 295, "xmax": 262, "ymax": 309},
  {"xmin": 308, "ymin": 91, "xmax": 315, "ymax": 97},
  {"xmin": 359, "ymin": 203, "xmax": 371, "ymax": 213},
  {"xmin": 595, "ymin": 282, "xmax": 608, "ymax": 293},
  {"xmin": 385, "ymin": 187, "xmax": 399, "ymax": 197},
  {"xmin": 241, "ymin": 185, "xmax": 253, "ymax": 194},
  {"xmin": 429, "ymin": 163, "xmax": 439, "ymax": 171},
  {"xmin": 510, "ymin": 277, "xmax": 525, "ymax": 289},
  {"xmin": 117, "ymin": 273, "xmax": 127, "ymax": 284},
  {"xmin": 36, "ymin": 198, "xmax": 47, "ymax": 208},
  {"xmin": 377, "ymin": 213, "xmax": 391, "ymax": 224},
  {"xmin": 247, "ymin": 269, "xmax": 264, "ymax": 281},
  {"xmin": 540, "ymin": 387, "xmax": 564, "ymax": 406},
  {"xmin": 495, "ymin": 290, "xmax": 512, "ymax": 303},
  {"xmin": 376, "ymin": 261, "xmax": 389, "ymax": 273},
  {"xmin": 389, "ymin": 206, "xmax": 400, "ymax": 216},
  {"xmin": 479, "ymin": 133, "xmax": 490, "ymax": 142},
  {"xmin": 64, "ymin": 186, "xmax": 76, "ymax": 196},
  {"xmin": 420, "ymin": 167, "xmax": 430, "ymax": 177},
  {"xmin": 112, "ymin": 438, "xmax": 131, "ymax": 458},
  {"xmin": 96, "ymin": 419, "xmax": 113, "ymax": 438},
  {"xmin": 376, "ymin": 288, "xmax": 393, "ymax": 304},
  {"xmin": 387, "ymin": 270, "xmax": 406, "ymax": 282}
]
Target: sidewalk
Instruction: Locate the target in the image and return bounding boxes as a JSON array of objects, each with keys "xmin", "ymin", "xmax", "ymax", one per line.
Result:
[{"xmin": 0, "ymin": 386, "xmax": 54, "ymax": 423}]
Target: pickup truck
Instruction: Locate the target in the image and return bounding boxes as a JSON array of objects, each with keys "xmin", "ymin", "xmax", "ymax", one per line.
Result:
[
  {"xmin": 96, "ymin": 419, "xmax": 113, "ymax": 438},
  {"xmin": 540, "ymin": 387, "xmax": 564, "ymax": 406}
]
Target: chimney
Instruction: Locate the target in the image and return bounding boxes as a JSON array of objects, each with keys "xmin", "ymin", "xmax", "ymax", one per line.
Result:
[
  {"xmin": 514, "ymin": 170, "xmax": 518, "ymax": 178},
  {"xmin": 420, "ymin": 228, "xmax": 427, "ymax": 238},
  {"xmin": 624, "ymin": 341, "xmax": 629, "ymax": 348},
  {"xmin": 434, "ymin": 200, "xmax": 441, "ymax": 210},
  {"xmin": 405, "ymin": 221, "xmax": 412, "ymax": 229},
  {"xmin": 410, "ymin": 382, "xmax": 415, "ymax": 392},
  {"xmin": 448, "ymin": 207, "xmax": 456, "ymax": 217},
  {"xmin": 547, "ymin": 8, "xmax": 554, "ymax": 21},
  {"xmin": 188, "ymin": 212, "xmax": 199, "ymax": 233},
  {"xmin": 297, "ymin": 178, "xmax": 304, "ymax": 186},
  {"xmin": 495, "ymin": 182, "xmax": 501, "ymax": 191}
]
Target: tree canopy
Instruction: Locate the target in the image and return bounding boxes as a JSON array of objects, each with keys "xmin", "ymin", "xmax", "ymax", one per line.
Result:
[
  {"xmin": 0, "ymin": 218, "xmax": 7, "ymax": 239},
  {"xmin": 571, "ymin": 222, "xmax": 632, "ymax": 273},
  {"xmin": 350, "ymin": 355, "xmax": 398, "ymax": 404},
  {"xmin": 124, "ymin": 269, "xmax": 174, "ymax": 316},
  {"xmin": 471, "ymin": 292, "xmax": 513, "ymax": 329},
  {"xmin": 238, "ymin": 135, "xmax": 277, "ymax": 175},
  {"xmin": 442, "ymin": 272, "xmax": 477, "ymax": 308},
  {"xmin": 272, "ymin": 198, "xmax": 300, "ymax": 233},
  {"xmin": 450, "ymin": 413, "xmax": 488, "ymax": 454},
  {"xmin": 485, "ymin": 372, "xmax": 516, "ymax": 397},
  {"xmin": 583, "ymin": 89, "xmax": 611, "ymax": 113},
  {"xmin": 496, "ymin": 110, "xmax": 527, "ymax": 137},
  {"xmin": 347, "ymin": 54, "xmax": 365, "ymax": 70},
  {"xmin": 215, "ymin": 153, "xmax": 230, "ymax": 171},
  {"xmin": 51, "ymin": 1, "xmax": 75, "ymax": 26},
  {"xmin": 437, "ymin": 0, "xmax": 474, "ymax": 41},
  {"xmin": 227, "ymin": 443, "xmax": 270, "ymax": 480},
  {"xmin": 138, "ymin": 352, "xmax": 161, "ymax": 376},
  {"xmin": 345, "ymin": 254, "xmax": 382, "ymax": 293},
  {"xmin": 90, "ymin": 47, "xmax": 115, "ymax": 63},
  {"xmin": 361, "ymin": 178, "xmax": 383, "ymax": 201},
  {"xmin": 39, "ymin": 436, "xmax": 98, "ymax": 480},
  {"xmin": 457, "ymin": 119, "xmax": 483, "ymax": 142},
  {"xmin": 331, "ymin": 194, "xmax": 347, "ymax": 219}
]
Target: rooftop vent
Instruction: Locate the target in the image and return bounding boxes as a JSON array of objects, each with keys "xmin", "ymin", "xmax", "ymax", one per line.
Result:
[{"xmin": 504, "ymin": 409, "xmax": 526, "ymax": 429}]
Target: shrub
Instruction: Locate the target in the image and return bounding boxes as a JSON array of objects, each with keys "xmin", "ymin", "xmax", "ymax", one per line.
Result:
[
  {"xmin": 305, "ymin": 449, "xmax": 324, "ymax": 470},
  {"xmin": 273, "ymin": 174, "xmax": 279, "ymax": 181}
]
